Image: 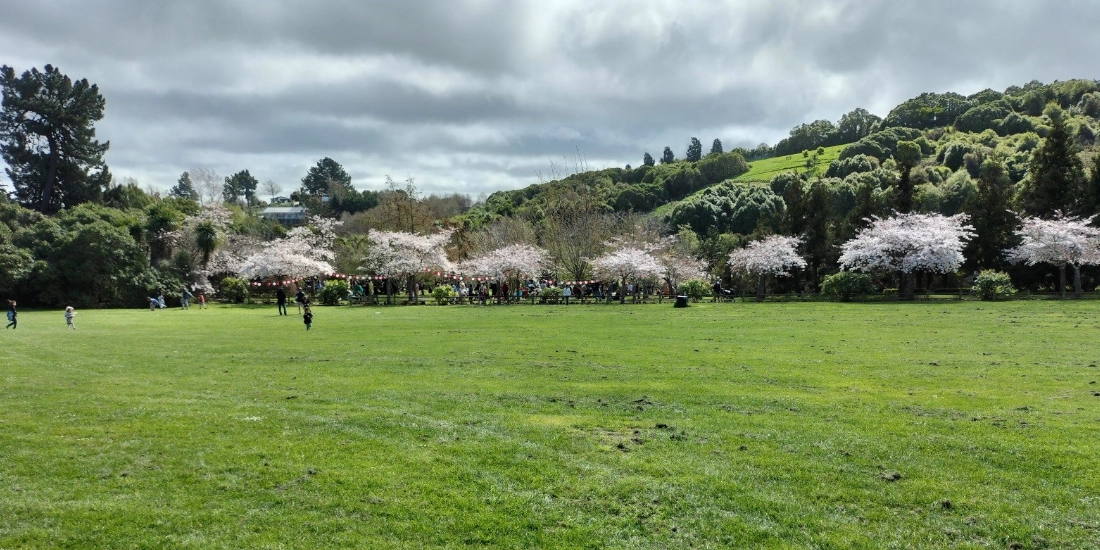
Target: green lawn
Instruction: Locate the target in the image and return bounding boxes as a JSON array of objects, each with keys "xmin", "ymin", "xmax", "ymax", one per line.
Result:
[
  {"xmin": 2, "ymin": 302, "xmax": 1098, "ymax": 548},
  {"xmin": 732, "ymin": 144, "xmax": 847, "ymax": 183}
]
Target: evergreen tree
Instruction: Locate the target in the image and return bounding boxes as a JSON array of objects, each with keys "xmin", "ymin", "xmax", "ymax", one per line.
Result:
[
  {"xmin": 0, "ymin": 65, "xmax": 111, "ymax": 214},
  {"xmin": 169, "ymin": 171, "xmax": 198, "ymax": 200},
  {"xmin": 710, "ymin": 138, "xmax": 723, "ymax": 156},
  {"xmin": 803, "ymin": 180, "xmax": 832, "ymax": 288},
  {"xmin": 781, "ymin": 176, "xmax": 806, "ymax": 235},
  {"xmin": 964, "ymin": 158, "xmax": 1018, "ymax": 270},
  {"xmin": 661, "ymin": 147, "xmax": 675, "ymax": 165},
  {"xmin": 301, "ymin": 157, "xmax": 353, "ymax": 196},
  {"xmin": 894, "ymin": 140, "xmax": 921, "ymax": 213},
  {"xmin": 1019, "ymin": 103, "xmax": 1085, "ymax": 217},
  {"xmin": 1081, "ymin": 154, "xmax": 1100, "ymax": 219},
  {"xmin": 223, "ymin": 170, "xmax": 259, "ymax": 205},
  {"xmin": 642, "ymin": 152, "xmax": 655, "ymax": 167},
  {"xmin": 686, "ymin": 137, "xmax": 703, "ymax": 162}
]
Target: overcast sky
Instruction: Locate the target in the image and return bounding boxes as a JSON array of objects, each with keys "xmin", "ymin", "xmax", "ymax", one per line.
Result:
[{"xmin": 2, "ymin": 0, "xmax": 1099, "ymax": 197}]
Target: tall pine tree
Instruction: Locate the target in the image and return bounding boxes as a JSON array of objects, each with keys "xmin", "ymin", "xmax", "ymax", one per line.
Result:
[
  {"xmin": 964, "ymin": 158, "xmax": 1017, "ymax": 270},
  {"xmin": 1019, "ymin": 103, "xmax": 1085, "ymax": 217},
  {"xmin": 660, "ymin": 147, "xmax": 675, "ymax": 164},
  {"xmin": 169, "ymin": 171, "xmax": 198, "ymax": 200},
  {"xmin": 709, "ymin": 138, "xmax": 723, "ymax": 156},
  {"xmin": 685, "ymin": 137, "xmax": 703, "ymax": 162}
]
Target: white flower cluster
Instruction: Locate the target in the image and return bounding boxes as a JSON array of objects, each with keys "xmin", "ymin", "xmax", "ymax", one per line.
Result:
[
  {"xmin": 729, "ymin": 235, "xmax": 807, "ymax": 276},
  {"xmin": 839, "ymin": 213, "xmax": 974, "ymax": 274}
]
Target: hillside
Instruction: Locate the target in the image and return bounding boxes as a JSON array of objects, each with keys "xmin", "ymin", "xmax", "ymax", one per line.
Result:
[{"xmin": 466, "ymin": 78, "xmax": 1100, "ymax": 238}]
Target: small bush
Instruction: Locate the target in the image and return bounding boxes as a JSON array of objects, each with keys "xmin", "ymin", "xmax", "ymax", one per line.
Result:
[
  {"xmin": 679, "ymin": 279, "xmax": 710, "ymax": 302},
  {"xmin": 220, "ymin": 277, "xmax": 249, "ymax": 304},
  {"xmin": 318, "ymin": 279, "xmax": 349, "ymax": 306},
  {"xmin": 432, "ymin": 286, "xmax": 456, "ymax": 305},
  {"xmin": 971, "ymin": 270, "xmax": 1016, "ymax": 301},
  {"xmin": 539, "ymin": 287, "xmax": 563, "ymax": 300},
  {"xmin": 820, "ymin": 272, "xmax": 875, "ymax": 301}
]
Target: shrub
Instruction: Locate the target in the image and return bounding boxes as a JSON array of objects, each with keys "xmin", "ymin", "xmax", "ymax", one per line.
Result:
[
  {"xmin": 432, "ymin": 285, "xmax": 456, "ymax": 305},
  {"xmin": 678, "ymin": 279, "xmax": 710, "ymax": 302},
  {"xmin": 539, "ymin": 287, "xmax": 563, "ymax": 300},
  {"xmin": 318, "ymin": 279, "xmax": 349, "ymax": 306},
  {"xmin": 820, "ymin": 272, "xmax": 875, "ymax": 301},
  {"xmin": 220, "ymin": 277, "xmax": 249, "ymax": 303},
  {"xmin": 971, "ymin": 270, "xmax": 1016, "ymax": 301}
]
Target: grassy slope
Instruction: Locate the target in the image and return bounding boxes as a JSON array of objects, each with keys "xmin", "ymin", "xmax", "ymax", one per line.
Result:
[
  {"xmin": 1, "ymin": 302, "xmax": 1098, "ymax": 549},
  {"xmin": 652, "ymin": 144, "xmax": 848, "ymax": 218}
]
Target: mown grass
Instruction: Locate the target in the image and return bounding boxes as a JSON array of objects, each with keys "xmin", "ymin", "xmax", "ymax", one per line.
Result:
[
  {"xmin": 1, "ymin": 302, "xmax": 1098, "ymax": 548},
  {"xmin": 732, "ymin": 144, "xmax": 847, "ymax": 183}
]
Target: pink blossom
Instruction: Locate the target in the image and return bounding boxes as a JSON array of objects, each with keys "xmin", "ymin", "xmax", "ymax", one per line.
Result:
[
  {"xmin": 363, "ymin": 229, "xmax": 454, "ymax": 277},
  {"xmin": 839, "ymin": 213, "xmax": 974, "ymax": 274},
  {"xmin": 459, "ymin": 243, "xmax": 547, "ymax": 278},
  {"xmin": 1006, "ymin": 214, "xmax": 1100, "ymax": 269},
  {"xmin": 729, "ymin": 235, "xmax": 806, "ymax": 276}
]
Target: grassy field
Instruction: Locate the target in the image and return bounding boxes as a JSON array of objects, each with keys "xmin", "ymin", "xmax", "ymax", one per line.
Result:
[
  {"xmin": 732, "ymin": 144, "xmax": 847, "ymax": 183},
  {"xmin": 1, "ymin": 302, "xmax": 1099, "ymax": 549}
]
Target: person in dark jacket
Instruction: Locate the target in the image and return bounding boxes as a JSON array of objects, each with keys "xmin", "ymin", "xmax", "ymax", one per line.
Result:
[
  {"xmin": 303, "ymin": 305, "xmax": 313, "ymax": 331},
  {"xmin": 276, "ymin": 287, "xmax": 288, "ymax": 316},
  {"xmin": 5, "ymin": 300, "xmax": 15, "ymax": 329},
  {"xmin": 295, "ymin": 288, "xmax": 307, "ymax": 313}
]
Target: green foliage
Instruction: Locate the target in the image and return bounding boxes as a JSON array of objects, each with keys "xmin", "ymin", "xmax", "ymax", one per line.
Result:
[
  {"xmin": 0, "ymin": 64, "xmax": 111, "ymax": 214},
  {"xmin": 642, "ymin": 152, "xmax": 655, "ymax": 167},
  {"xmin": 301, "ymin": 157, "xmax": 354, "ymax": 196},
  {"xmin": 954, "ymin": 101, "xmax": 1013, "ymax": 133},
  {"xmin": 685, "ymin": 137, "xmax": 703, "ymax": 162},
  {"xmin": 102, "ymin": 180, "xmax": 153, "ymax": 210},
  {"xmin": 820, "ymin": 271, "xmax": 875, "ymax": 301},
  {"xmin": 666, "ymin": 181, "xmax": 784, "ymax": 236},
  {"xmin": 318, "ymin": 279, "xmax": 350, "ymax": 306},
  {"xmin": 825, "ymin": 154, "xmax": 880, "ymax": 178},
  {"xmin": 678, "ymin": 278, "xmax": 710, "ymax": 302},
  {"xmin": 169, "ymin": 171, "xmax": 199, "ymax": 200},
  {"xmin": 997, "ymin": 112, "xmax": 1035, "ymax": 136},
  {"xmin": 223, "ymin": 169, "xmax": 260, "ymax": 205},
  {"xmin": 219, "ymin": 277, "xmax": 249, "ymax": 304},
  {"xmin": 709, "ymin": 138, "xmax": 723, "ymax": 155},
  {"xmin": 971, "ymin": 270, "xmax": 1016, "ymax": 300},
  {"xmin": 696, "ymin": 152, "xmax": 750, "ymax": 185},
  {"xmin": 539, "ymin": 286, "xmax": 562, "ymax": 299},
  {"xmin": 660, "ymin": 147, "xmax": 675, "ymax": 164},
  {"xmin": 1019, "ymin": 103, "xmax": 1087, "ymax": 217},
  {"xmin": 838, "ymin": 127, "xmax": 922, "ymax": 162},
  {"xmin": 432, "ymin": 285, "xmax": 456, "ymax": 305},
  {"xmin": 881, "ymin": 91, "xmax": 975, "ymax": 130}
]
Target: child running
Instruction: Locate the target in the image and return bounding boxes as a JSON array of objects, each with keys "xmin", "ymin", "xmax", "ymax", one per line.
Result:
[
  {"xmin": 5, "ymin": 300, "xmax": 15, "ymax": 329},
  {"xmin": 65, "ymin": 306, "xmax": 76, "ymax": 330},
  {"xmin": 303, "ymin": 305, "xmax": 313, "ymax": 331}
]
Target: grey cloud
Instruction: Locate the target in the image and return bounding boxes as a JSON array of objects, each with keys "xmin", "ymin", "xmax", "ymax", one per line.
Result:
[{"xmin": 2, "ymin": 0, "xmax": 1099, "ymax": 197}]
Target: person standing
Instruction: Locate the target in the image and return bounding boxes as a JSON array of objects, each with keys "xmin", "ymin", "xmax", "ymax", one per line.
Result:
[
  {"xmin": 197, "ymin": 293, "xmax": 207, "ymax": 309},
  {"xmin": 5, "ymin": 300, "xmax": 16, "ymax": 329},
  {"xmin": 65, "ymin": 306, "xmax": 77, "ymax": 330},
  {"xmin": 295, "ymin": 288, "xmax": 306, "ymax": 313},
  {"xmin": 276, "ymin": 286, "xmax": 288, "ymax": 316},
  {"xmin": 148, "ymin": 296, "xmax": 159, "ymax": 311},
  {"xmin": 181, "ymin": 287, "xmax": 193, "ymax": 309},
  {"xmin": 302, "ymin": 305, "xmax": 313, "ymax": 331}
]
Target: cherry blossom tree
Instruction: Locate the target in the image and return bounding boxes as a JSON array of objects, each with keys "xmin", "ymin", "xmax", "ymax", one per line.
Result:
[
  {"xmin": 459, "ymin": 243, "xmax": 547, "ymax": 296},
  {"xmin": 1006, "ymin": 214, "xmax": 1100, "ymax": 298},
  {"xmin": 590, "ymin": 244, "xmax": 663, "ymax": 303},
  {"xmin": 728, "ymin": 235, "xmax": 806, "ymax": 301},
  {"xmin": 362, "ymin": 229, "xmax": 453, "ymax": 303},
  {"xmin": 839, "ymin": 213, "xmax": 974, "ymax": 300},
  {"xmin": 653, "ymin": 236, "xmax": 706, "ymax": 295},
  {"xmin": 238, "ymin": 216, "xmax": 341, "ymax": 281}
]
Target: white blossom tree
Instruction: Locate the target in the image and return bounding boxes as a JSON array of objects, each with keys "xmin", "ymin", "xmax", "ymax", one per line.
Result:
[
  {"xmin": 590, "ymin": 244, "xmax": 663, "ymax": 303},
  {"xmin": 728, "ymin": 235, "xmax": 807, "ymax": 301},
  {"xmin": 839, "ymin": 213, "xmax": 974, "ymax": 300},
  {"xmin": 238, "ymin": 216, "xmax": 341, "ymax": 282},
  {"xmin": 653, "ymin": 236, "xmax": 706, "ymax": 295},
  {"xmin": 1006, "ymin": 214, "xmax": 1100, "ymax": 298},
  {"xmin": 362, "ymin": 229, "xmax": 453, "ymax": 303},
  {"xmin": 459, "ymin": 243, "xmax": 547, "ymax": 295}
]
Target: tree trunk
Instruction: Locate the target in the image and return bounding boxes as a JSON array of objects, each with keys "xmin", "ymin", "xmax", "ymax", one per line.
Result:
[
  {"xmin": 756, "ymin": 273, "xmax": 766, "ymax": 302},
  {"xmin": 1059, "ymin": 265, "xmax": 1067, "ymax": 299},
  {"xmin": 903, "ymin": 272, "xmax": 916, "ymax": 301},
  {"xmin": 1073, "ymin": 264, "xmax": 1082, "ymax": 298},
  {"xmin": 619, "ymin": 277, "xmax": 626, "ymax": 304},
  {"xmin": 386, "ymin": 278, "xmax": 394, "ymax": 305},
  {"xmin": 42, "ymin": 137, "xmax": 60, "ymax": 214}
]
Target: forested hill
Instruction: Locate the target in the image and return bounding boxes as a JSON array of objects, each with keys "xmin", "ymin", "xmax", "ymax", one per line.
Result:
[{"xmin": 465, "ymin": 78, "xmax": 1100, "ymax": 230}]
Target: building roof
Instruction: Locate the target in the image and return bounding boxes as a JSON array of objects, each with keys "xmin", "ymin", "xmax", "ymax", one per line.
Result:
[{"xmin": 261, "ymin": 206, "xmax": 306, "ymax": 215}]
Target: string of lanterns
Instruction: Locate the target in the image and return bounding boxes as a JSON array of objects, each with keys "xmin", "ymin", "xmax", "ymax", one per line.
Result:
[{"xmin": 246, "ymin": 273, "xmax": 605, "ymax": 287}]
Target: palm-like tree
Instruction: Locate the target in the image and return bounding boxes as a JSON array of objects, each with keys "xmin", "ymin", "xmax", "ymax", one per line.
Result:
[{"xmin": 194, "ymin": 220, "xmax": 221, "ymax": 268}]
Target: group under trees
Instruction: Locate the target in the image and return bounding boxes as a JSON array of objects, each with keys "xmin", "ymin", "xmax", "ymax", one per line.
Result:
[
  {"xmin": 839, "ymin": 213, "xmax": 974, "ymax": 300},
  {"xmin": 590, "ymin": 242, "xmax": 663, "ymax": 303},
  {"xmin": 728, "ymin": 235, "xmax": 806, "ymax": 301},
  {"xmin": 0, "ymin": 64, "xmax": 111, "ymax": 214},
  {"xmin": 361, "ymin": 229, "xmax": 453, "ymax": 304},
  {"xmin": 1007, "ymin": 214, "xmax": 1100, "ymax": 298},
  {"xmin": 460, "ymin": 243, "xmax": 548, "ymax": 294}
]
